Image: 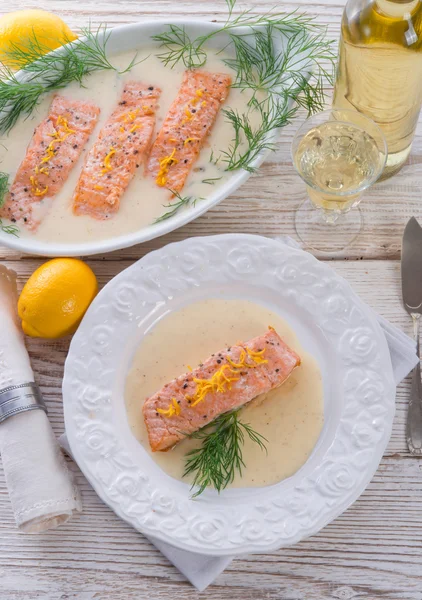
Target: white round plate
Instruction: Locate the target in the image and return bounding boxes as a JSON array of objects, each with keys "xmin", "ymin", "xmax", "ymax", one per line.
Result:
[{"xmin": 63, "ymin": 234, "xmax": 395, "ymax": 555}]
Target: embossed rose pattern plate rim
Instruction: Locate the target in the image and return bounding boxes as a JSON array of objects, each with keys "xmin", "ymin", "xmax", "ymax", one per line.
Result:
[{"xmin": 63, "ymin": 234, "xmax": 395, "ymax": 555}]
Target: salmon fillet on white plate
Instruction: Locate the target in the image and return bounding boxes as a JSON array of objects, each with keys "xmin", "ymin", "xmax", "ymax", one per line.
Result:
[
  {"xmin": 143, "ymin": 328, "xmax": 301, "ymax": 452},
  {"xmin": 72, "ymin": 81, "xmax": 161, "ymax": 220},
  {"xmin": 0, "ymin": 96, "xmax": 100, "ymax": 230},
  {"xmin": 146, "ymin": 69, "xmax": 231, "ymax": 193}
]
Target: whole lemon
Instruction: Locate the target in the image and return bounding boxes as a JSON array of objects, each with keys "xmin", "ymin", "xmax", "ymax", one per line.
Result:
[
  {"xmin": 18, "ymin": 258, "xmax": 98, "ymax": 339},
  {"xmin": 0, "ymin": 9, "xmax": 77, "ymax": 69}
]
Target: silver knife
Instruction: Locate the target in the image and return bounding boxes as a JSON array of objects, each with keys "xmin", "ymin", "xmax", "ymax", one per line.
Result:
[{"xmin": 402, "ymin": 217, "xmax": 422, "ymax": 455}]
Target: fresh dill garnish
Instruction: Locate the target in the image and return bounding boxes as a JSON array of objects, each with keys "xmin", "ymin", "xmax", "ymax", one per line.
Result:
[
  {"xmin": 0, "ymin": 172, "xmax": 9, "ymax": 208},
  {"xmin": 0, "ymin": 219, "xmax": 19, "ymax": 237},
  {"xmin": 153, "ymin": 190, "xmax": 202, "ymax": 223},
  {"xmin": 220, "ymin": 99, "xmax": 294, "ymax": 172},
  {"xmin": 219, "ymin": 24, "xmax": 334, "ymax": 171},
  {"xmin": 208, "ymin": 149, "xmax": 220, "ymax": 166},
  {"xmin": 0, "ymin": 26, "xmax": 139, "ymax": 134},
  {"xmin": 0, "ymin": 172, "xmax": 19, "ymax": 235},
  {"xmin": 153, "ymin": 1, "xmax": 335, "ymax": 173},
  {"xmin": 153, "ymin": 25, "xmax": 207, "ymax": 69},
  {"xmin": 201, "ymin": 177, "xmax": 222, "ymax": 185},
  {"xmin": 225, "ymin": 0, "xmax": 237, "ymax": 19},
  {"xmin": 183, "ymin": 409, "xmax": 267, "ymax": 498},
  {"xmin": 152, "ymin": 1, "xmax": 332, "ymax": 72}
]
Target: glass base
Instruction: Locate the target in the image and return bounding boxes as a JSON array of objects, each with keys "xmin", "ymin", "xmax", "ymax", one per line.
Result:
[{"xmin": 294, "ymin": 198, "xmax": 363, "ymax": 254}]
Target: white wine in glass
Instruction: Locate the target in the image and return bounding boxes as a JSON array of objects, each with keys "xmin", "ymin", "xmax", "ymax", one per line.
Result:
[{"xmin": 291, "ymin": 109, "xmax": 387, "ymax": 253}]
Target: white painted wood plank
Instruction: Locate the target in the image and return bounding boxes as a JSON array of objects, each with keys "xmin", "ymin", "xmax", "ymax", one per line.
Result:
[{"xmin": 0, "ymin": 0, "xmax": 421, "ymax": 597}]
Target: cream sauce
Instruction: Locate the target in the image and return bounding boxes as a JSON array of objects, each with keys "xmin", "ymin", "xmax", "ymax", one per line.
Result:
[
  {"xmin": 0, "ymin": 49, "xmax": 256, "ymax": 243},
  {"xmin": 125, "ymin": 299, "xmax": 324, "ymax": 488}
]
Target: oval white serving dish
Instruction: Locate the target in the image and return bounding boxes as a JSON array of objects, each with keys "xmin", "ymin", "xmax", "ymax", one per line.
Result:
[{"xmin": 0, "ymin": 20, "xmax": 291, "ymax": 257}]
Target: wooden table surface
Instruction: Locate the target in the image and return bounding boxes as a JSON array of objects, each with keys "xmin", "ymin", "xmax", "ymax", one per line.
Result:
[{"xmin": 1, "ymin": 1, "xmax": 422, "ymax": 598}]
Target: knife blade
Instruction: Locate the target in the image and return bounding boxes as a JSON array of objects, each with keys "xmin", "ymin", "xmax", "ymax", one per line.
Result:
[
  {"xmin": 401, "ymin": 217, "xmax": 422, "ymax": 455},
  {"xmin": 402, "ymin": 217, "xmax": 422, "ymax": 314}
]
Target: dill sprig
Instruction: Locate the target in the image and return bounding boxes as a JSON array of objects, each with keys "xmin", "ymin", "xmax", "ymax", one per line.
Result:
[
  {"xmin": 152, "ymin": 0, "xmax": 331, "ymax": 71},
  {"xmin": 153, "ymin": 190, "xmax": 202, "ymax": 223},
  {"xmin": 0, "ymin": 172, "xmax": 18, "ymax": 236},
  {"xmin": 0, "ymin": 26, "xmax": 138, "ymax": 134},
  {"xmin": 221, "ymin": 99, "xmax": 295, "ymax": 172},
  {"xmin": 219, "ymin": 25, "xmax": 335, "ymax": 171},
  {"xmin": 183, "ymin": 409, "xmax": 267, "ymax": 498},
  {"xmin": 0, "ymin": 172, "xmax": 9, "ymax": 208},
  {"xmin": 153, "ymin": 25, "xmax": 207, "ymax": 69},
  {"xmin": 201, "ymin": 177, "xmax": 222, "ymax": 185},
  {"xmin": 153, "ymin": 0, "xmax": 335, "ymax": 173},
  {"xmin": 0, "ymin": 219, "xmax": 19, "ymax": 237}
]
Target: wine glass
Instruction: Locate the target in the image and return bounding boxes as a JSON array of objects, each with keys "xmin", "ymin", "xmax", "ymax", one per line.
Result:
[{"xmin": 291, "ymin": 109, "xmax": 387, "ymax": 253}]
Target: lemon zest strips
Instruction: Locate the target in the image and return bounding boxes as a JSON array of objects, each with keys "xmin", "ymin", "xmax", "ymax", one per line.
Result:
[
  {"xmin": 118, "ymin": 109, "xmax": 142, "ymax": 135},
  {"xmin": 184, "ymin": 137, "xmax": 199, "ymax": 146},
  {"xmin": 30, "ymin": 116, "xmax": 75, "ymax": 195},
  {"xmin": 245, "ymin": 347, "xmax": 268, "ymax": 365},
  {"xmin": 101, "ymin": 147, "xmax": 116, "ymax": 175},
  {"xmin": 191, "ymin": 89, "xmax": 204, "ymax": 106},
  {"xmin": 188, "ymin": 365, "xmax": 239, "ymax": 408},
  {"xmin": 94, "ymin": 184, "xmax": 104, "ymax": 190},
  {"xmin": 182, "ymin": 89, "xmax": 206, "ymax": 124},
  {"xmin": 120, "ymin": 108, "xmax": 139, "ymax": 124},
  {"xmin": 157, "ymin": 397, "xmax": 181, "ymax": 418},
  {"xmin": 156, "ymin": 148, "xmax": 178, "ymax": 187},
  {"xmin": 157, "ymin": 347, "xmax": 268, "ymax": 417},
  {"xmin": 184, "ymin": 107, "xmax": 193, "ymax": 121},
  {"xmin": 29, "ymin": 176, "xmax": 48, "ymax": 197},
  {"xmin": 186, "ymin": 348, "xmax": 268, "ymax": 408}
]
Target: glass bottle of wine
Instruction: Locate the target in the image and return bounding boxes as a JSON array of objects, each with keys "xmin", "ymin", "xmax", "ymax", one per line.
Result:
[{"xmin": 333, "ymin": 0, "xmax": 422, "ymax": 178}]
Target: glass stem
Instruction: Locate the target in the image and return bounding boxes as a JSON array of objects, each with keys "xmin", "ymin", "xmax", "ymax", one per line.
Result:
[{"xmin": 321, "ymin": 209, "xmax": 341, "ymax": 225}]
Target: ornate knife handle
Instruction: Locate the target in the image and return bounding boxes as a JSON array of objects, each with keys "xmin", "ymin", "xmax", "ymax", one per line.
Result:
[
  {"xmin": 0, "ymin": 382, "xmax": 47, "ymax": 424},
  {"xmin": 407, "ymin": 315, "xmax": 422, "ymax": 455}
]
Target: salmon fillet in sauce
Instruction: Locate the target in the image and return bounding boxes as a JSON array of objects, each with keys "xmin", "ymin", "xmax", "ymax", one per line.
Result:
[
  {"xmin": 0, "ymin": 96, "xmax": 100, "ymax": 230},
  {"xmin": 147, "ymin": 70, "xmax": 231, "ymax": 193},
  {"xmin": 73, "ymin": 81, "xmax": 161, "ymax": 220},
  {"xmin": 143, "ymin": 328, "xmax": 301, "ymax": 452}
]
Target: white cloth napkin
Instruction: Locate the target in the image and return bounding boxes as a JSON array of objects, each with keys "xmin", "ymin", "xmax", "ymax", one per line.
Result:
[
  {"xmin": 59, "ymin": 238, "xmax": 419, "ymax": 591},
  {"xmin": 0, "ymin": 266, "xmax": 81, "ymax": 533}
]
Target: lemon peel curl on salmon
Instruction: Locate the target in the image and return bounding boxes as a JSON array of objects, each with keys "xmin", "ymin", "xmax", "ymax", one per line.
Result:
[{"xmin": 142, "ymin": 328, "xmax": 301, "ymax": 452}]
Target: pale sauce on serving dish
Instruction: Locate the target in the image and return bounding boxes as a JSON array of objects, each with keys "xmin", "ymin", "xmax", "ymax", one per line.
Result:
[
  {"xmin": 0, "ymin": 49, "xmax": 257, "ymax": 243},
  {"xmin": 125, "ymin": 298, "xmax": 324, "ymax": 488}
]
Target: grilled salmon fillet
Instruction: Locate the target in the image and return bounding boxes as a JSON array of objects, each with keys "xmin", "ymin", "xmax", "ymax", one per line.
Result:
[
  {"xmin": 143, "ymin": 328, "xmax": 301, "ymax": 452},
  {"xmin": 72, "ymin": 81, "xmax": 161, "ymax": 220},
  {"xmin": 146, "ymin": 70, "xmax": 231, "ymax": 192},
  {"xmin": 0, "ymin": 96, "xmax": 100, "ymax": 230}
]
